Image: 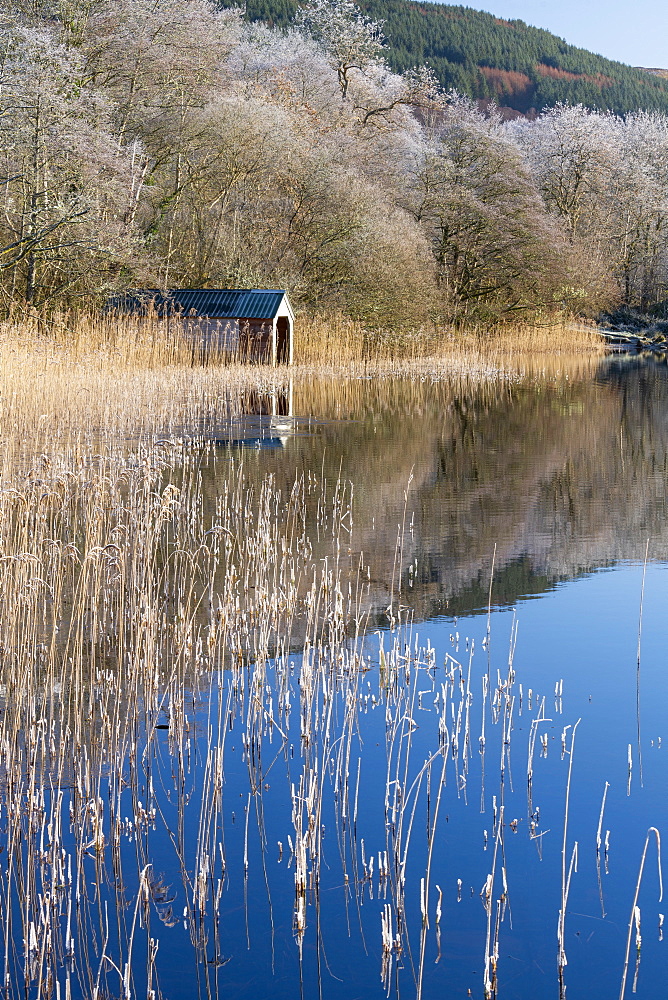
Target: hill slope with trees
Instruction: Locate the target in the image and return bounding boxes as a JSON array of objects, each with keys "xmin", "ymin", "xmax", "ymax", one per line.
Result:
[{"xmin": 225, "ymin": 0, "xmax": 668, "ymax": 115}]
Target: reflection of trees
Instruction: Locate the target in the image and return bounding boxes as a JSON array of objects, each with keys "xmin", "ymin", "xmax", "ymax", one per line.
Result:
[
  {"xmin": 596, "ymin": 353, "xmax": 668, "ymax": 460},
  {"xmin": 199, "ymin": 358, "xmax": 668, "ymax": 622}
]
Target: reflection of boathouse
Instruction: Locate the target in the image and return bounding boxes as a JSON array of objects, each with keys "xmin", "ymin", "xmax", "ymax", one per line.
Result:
[
  {"xmin": 241, "ymin": 384, "xmax": 293, "ymax": 417},
  {"xmin": 111, "ymin": 289, "xmax": 294, "ymax": 365},
  {"xmin": 216, "ymin": 382, "xmax": 294, "ymax": 451}
]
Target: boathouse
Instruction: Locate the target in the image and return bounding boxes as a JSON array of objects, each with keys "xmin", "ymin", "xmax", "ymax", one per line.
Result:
[{"xmin": 111, "ymin": 288, "xmax": 295, "ymax": 365}]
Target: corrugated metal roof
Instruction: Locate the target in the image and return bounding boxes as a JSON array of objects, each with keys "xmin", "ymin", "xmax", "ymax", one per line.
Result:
[{"xmin": 109, "ymin": 289, "xmax": 289, "ymax": 320}]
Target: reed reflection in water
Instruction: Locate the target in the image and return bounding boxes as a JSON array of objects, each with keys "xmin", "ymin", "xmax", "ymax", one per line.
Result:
[{"xmin": 1, "ymin": 352, "xmax": 668, "ymax": 999}]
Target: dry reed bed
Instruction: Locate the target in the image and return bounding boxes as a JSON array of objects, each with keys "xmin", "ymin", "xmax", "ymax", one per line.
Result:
[
  {"xmin": 294, "ymin": 312, "xmax": 605, "ymax": 366},
  {"xmin": 0, "ymin": 309, "xmax": 603, "ymax": 482},
  {"xmin": 0, "ymin": 317, "xmax": 643, "ymax": 1000}
]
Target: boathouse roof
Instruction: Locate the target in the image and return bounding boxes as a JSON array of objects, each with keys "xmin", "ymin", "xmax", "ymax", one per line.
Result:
[{"xmin": 110, "ymin": 289, "xmax": 293, "ymax": 320}]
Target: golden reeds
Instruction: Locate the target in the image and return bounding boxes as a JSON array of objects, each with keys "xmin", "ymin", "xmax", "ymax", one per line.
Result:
[
  {"xmin": 0, "ymin": 309, "xmax": 639, "ymax": 999},
  {"xmin": 293, "ymin": 311, "xmax": 605, "ymax": 366}
]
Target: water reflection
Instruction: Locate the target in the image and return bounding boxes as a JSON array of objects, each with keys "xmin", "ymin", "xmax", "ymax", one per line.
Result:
[
  {"xmin": 8, "ymin": 355, "xmax": 668, "ymax": 1000},
  {"xmin": 213, "ymin": 385, "xmax": 295, "ymax": 449},
  {"xmin": 201, "ymin": 355, "xmax": 668, "ymax": 622}
]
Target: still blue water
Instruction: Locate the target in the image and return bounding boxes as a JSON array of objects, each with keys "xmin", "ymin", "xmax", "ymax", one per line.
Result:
[
  {"xmin": 142, "ymin": 564, "xmax": 668, "ymax": 1000},
  {"xmin": 24, "ymin": 352, "xmax": 668, "ymax": 1000}
]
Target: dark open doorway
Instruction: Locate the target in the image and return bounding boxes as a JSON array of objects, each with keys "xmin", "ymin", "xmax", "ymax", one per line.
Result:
[{"xmin": 276, "ymin": 317, "xmax": 290, "ymax": 364}]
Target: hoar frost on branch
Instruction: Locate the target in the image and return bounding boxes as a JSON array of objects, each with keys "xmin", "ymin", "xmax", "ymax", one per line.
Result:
[
  {"xmin": 295, "ymin": 0, "xmax": 385, "ymax": 99},
  {"xmin": 4, "ymin": 0, "xmax": 668, "ymax": 322},
  {"xmin": 512, "ymin": 103, "xmax": 668, "ymax": 308},
  {"xmin": 0, "ymin": 23, "xmax": 142, "ymax": 303}
]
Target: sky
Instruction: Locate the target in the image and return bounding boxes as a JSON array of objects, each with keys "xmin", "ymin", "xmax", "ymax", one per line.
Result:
[{"xmin": 449, "ymin": 0, "xmax": 668, "ymax": 68}]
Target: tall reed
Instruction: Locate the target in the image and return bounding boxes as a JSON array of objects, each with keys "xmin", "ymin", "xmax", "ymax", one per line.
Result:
[{"xmin": 0, "ymin": 314, "xmax": 633, "ymax": 1000}]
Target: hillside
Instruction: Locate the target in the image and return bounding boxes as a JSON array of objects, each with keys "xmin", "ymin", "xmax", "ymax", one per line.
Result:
[{"xmin": 225, "ymin": 0, "xmax": 668, "ymax": 115}]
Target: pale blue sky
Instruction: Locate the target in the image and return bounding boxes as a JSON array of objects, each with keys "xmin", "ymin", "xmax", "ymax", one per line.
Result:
[{"xmin": 451, "ymin": 1, "xmax": 668, "ymax": 68}]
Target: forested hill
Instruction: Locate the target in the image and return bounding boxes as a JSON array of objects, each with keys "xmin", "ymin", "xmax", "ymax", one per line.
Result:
[{"xmin": 225, "ymin": 0, "xmax": 668, "ymax": 115}]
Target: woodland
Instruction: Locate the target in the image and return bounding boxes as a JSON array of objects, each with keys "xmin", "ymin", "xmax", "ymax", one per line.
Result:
[
  {"xmin": 237, "ymin": 0, "xmax": 668, "ymax": 116},
  {"xmin": 3, "ymin": 0, "xmax": 668, "ymax": 327}
]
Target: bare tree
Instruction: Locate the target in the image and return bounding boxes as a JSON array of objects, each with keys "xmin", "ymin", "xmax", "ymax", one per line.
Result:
[
  {"xmin": 513, "ymin": 104, "xmax": 668, "ymax": 309},
  {"xmin": 295, "ymin": 0, "xmax": 385, "ymax": 99},
  {"xmin": 0, "ymin": 22, "xmax": 139, "ymax": 304},
  {"xmin": 511, "ymin": 103, "xmax": 619, "ymax": 239},
  {"xmin": 407, "ymin": 97, "xmax": 573, "ymax": 321},
  {"xmin": 611, "ymin": 112, "xmax": 668, "ymax": 306}
]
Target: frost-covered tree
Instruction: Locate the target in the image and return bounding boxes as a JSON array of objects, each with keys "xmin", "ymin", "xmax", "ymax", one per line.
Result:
[
  {"xmin": 85, "ymin": 0, "xmax": 244, "ymax": 128},
  {"xmin": 229, "ymin": 23, "xmax": 341, "ymax": 115},
  {"xmin": 611, "ymin": 112, "xmax": 668, "ymax": 306},
  {"xmin": 0, "ymin": 23, "xmax": 139, "ymax": 305},
  {"xmin": 509, "ymin": 103, "xmax": 626, "ymax": 312},
  {"xmin": 408, "ymin": 97, "xmax": 572, "ymax": 321},
  {"xmin": 8, "ymin": 0, "xmax": 668, "ymax": 324},
  {"xmin": 295, "ymin": 0, "xmax": 385, "ymax": 99},
  {"xmin": 510, "ymin": 104, "xmax": 619, "ymax": 239},
  {"xmin": 512, "ymin": 104, "xmax": 668, "ymax": 308}
]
